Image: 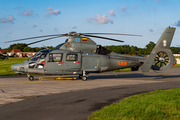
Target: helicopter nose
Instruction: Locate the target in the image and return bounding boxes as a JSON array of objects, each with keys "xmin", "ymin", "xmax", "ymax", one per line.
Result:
[
  {"xmin": 11, "ymin": 64, "xmax": 17, "ymax": 71},
  {"xmin": 11, "ymin": 63, "xmax": 25, "ymax": 73}
]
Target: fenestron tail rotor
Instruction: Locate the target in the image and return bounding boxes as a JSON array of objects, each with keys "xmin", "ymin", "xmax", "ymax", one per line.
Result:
[
  {"xmin": 4, "ymin": 32, "xmax": 142, "ymax": 45},
  {"xmin": 154, "ymin": 52, "xmax": 169, "ymax": 68}
]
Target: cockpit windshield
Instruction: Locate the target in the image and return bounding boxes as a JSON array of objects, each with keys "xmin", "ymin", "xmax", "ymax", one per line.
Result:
[{"xmin": 29, "ymin": 51, "xmax": 49, "ymax": 61}]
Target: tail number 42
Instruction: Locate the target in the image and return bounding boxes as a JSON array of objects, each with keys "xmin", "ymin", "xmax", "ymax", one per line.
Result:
[{"xmin": 117, "ymin": 61, "xmax": 127, "ymax": 66}]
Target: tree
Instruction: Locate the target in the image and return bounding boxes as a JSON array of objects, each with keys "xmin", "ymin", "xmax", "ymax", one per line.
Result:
[
  {"xmin": 23, "ymin": 47, "xmax": 34, "ymax": 52},
  {"xmin": 6, "ymin": 43, "xmax": 28, "ymax": 52},
  {"xmin": 170, "ymin": 47, "xmax": 180, "ymax": 54},
  {"xmin": 145, "ymin": 41, "xmax": 155, "ymax": 54},
  {"xmin": 3, "ymin": 51, "xmax": 7, "ymax": 54}
]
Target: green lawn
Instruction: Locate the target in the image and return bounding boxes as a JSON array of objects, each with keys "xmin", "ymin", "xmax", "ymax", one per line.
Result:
[
  {"xmin": 89, "ymin": 88, "xmax": 180, "ymax": 120},
  {"xmin": 0, "ymin": 57, "xmax": 29, "ymax": 75},
  {"xmin": 173, "ymin": 64, "xmax": 180, "ymax": 67}
]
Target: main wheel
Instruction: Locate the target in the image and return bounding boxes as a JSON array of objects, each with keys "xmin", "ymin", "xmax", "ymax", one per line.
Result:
[
  {"xmin": 82, "ymin": 76, "xmax": 87, "ymax": 81},
  {"xmin": 131, "ymin": 66, "xmax": 139, "ymax": 71},
  {"xmin": 29, "ymin": 76, "xmax": 34, "ymax": 81}
]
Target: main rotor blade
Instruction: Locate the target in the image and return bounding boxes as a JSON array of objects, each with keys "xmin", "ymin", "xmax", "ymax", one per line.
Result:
[
  {"xmin": 81, "ymin": 33, "xmax": 142, "ymax": 37},
  {"xmin": 82, "ymin": 34, "xmax": 124, "ymax": 42},
  {"xmin": 27, "ymin": 35, "xmax": 63, "ymax": 45},
  {"xmin": 4, "ymin": 34, "xmax": 65, "ymax": 43}
]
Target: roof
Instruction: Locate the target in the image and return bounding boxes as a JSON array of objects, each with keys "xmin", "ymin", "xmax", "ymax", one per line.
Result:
[
  {"xmin": 0, "ymin": 49, "xmax": 8, "ymax": 53},
  {"xmin": 11, "ymin": 49, "xmax": 22, "ymax": 52}
]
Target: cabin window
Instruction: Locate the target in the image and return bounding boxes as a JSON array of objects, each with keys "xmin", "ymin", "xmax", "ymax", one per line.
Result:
[
  {"xmin": 66, "ymin": 54, "xmax": 78, "ymax": 61},
  {"xmin": 48, "ymin": 53, "xmax": 63, "ymax": 62}
]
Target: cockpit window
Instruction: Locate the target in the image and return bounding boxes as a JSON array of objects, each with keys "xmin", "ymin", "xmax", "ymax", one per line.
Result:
[
  {"xmin": 29, "ymin": 52, "xmax": 48, "ymax": 61},
  {"xmin": 48, "ymin": 53, "xmax": 63, "ymax": 62}
]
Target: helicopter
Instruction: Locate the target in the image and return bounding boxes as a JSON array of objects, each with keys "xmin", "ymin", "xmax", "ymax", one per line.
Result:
[{"xmin": 6, "ymin": 26, "xmax": 176, "ymax": 81}]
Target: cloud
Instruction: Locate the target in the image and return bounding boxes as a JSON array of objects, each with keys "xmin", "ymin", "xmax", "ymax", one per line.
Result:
[
  {"xmin": 131, "ymin": 5, "xmax": 137, "ymax": 8},
  {"xmin": 120, "ymin": 5, "xmax": 127, "ymax": 12},
  {"xmin": 149, "ymin": 29, "xmax": 154, "ymax": 32},
  {"xmin": 153, "ymin": 7, "xmax": 157, "ymax": 10},
  {"xmin": 53, "ymin": 27, "xmax": 59, "ymax": 33},
  {"xmin": 86, "ymin": 14, "xmax": 113, "ymax": 24},
  {"xmin": 1, "ymin": 15, "xmax": 15, "ymax": 23},
  {"xmin": 72, "ymin": 26, "xmax": 77, "ymax": 29},
  {"xmin": 8, "ymin": 31, "xmax": 12, "ymax": 34},
  {"xmin": 33, "ymin": 25, "xmax": 37, "ymax": 28},
  {"xmin": 175, "ymin": 20, "xmax": 180, "ymax": 27},
  {"xmin": 45, "ymin": 7, "xmax": 60, "ymax": 17},
  {"xmin": 22, "ymin": 10, "xmax": 33, "ymax": 16},
  {"xmin": 14, "ymin": 6, "xmax": 22, "ymax": 10},
  {"xmin": 108, "ymin": 9, "xmax": 115, "ymax": 16}
]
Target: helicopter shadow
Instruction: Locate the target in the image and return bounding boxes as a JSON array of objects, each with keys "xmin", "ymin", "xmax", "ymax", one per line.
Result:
[
  {"xmin": 31, "ymin": 71, "xmax": 180, "ymax": 81},
  {"xmin": 87, "ymin": 72, "xmax": 180, "ymax": 81}
]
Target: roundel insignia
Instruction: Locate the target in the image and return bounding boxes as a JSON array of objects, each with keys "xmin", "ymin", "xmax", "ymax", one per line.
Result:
[
  {"xmin": 75, "ymin": 38, "xmax": 80, "ymax": 42},
  {"xmin": 163, "ymin": 40, "xmax": 167, "ymax": 47}
]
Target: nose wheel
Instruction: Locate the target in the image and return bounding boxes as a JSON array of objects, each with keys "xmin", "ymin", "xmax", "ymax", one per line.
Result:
[
  {"xmin": 29, "ymin": 76, "xmax": 34, "ymax": 81},
  {"xmin": 27, "ymin": 73, "xmax": 34, "ymax": 81}
]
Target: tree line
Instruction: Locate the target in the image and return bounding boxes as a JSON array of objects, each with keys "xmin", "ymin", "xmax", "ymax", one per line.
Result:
[
  {"xmin": 2, "ymin": 42, "xmax": 180, "ymax": 54},
  {"xmin": 105, "ymin": 41, "xmax": 180, "ymax": 54},
  {"xmin": 4, "ymin": 43, "xmax": 55, "ymax": 52}
]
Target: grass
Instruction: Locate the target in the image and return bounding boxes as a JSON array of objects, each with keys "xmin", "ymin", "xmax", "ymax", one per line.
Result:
[
  {"xmin": 115, "ymin": 68, "xmax": 131, "ymax": 72},
  {"xmin": 173, "ymin": 64, "xmax": 180, "ymax": 67},
  {"xmin": 89, "ymin": 88, "xmax": 180, "ymax": 120},
  {"xmin": 0, "ymin": 57, "xmax": 29, "ymax": 75}
]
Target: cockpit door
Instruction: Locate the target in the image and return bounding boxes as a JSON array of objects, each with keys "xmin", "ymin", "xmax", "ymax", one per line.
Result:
[
  {"xmin": 44, "ymin": 53, "xmax": 64, "ymax": 74},
  {"xmin": 63, "ymin": 53, "xmax": 81, "ymax": 72}
]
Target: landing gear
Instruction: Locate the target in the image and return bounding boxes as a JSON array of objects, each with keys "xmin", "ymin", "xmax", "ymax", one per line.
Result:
[
  {"xmin": 79, "ymin": 75, "xmax": 82, "ymax": 79},
  {"xmin": 29, "ymin": 76, "xmax": 34, "ymax": 81},
  {"xmin": 80, "ymin": 71, "xmax": 87, "ymax": 81},
  {"xmin": 82, "ymin": 76, "xmax": 87, "ymax": 81},
  {"xmin": 27, "ymin": 73, "xmax": 34, "ymax": 81},
  {"xmin": 131, "ymin": 66, "xmax": 139, "ymax": 71}
]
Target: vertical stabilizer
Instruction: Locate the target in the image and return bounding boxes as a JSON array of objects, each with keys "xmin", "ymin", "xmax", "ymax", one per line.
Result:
[
  {"xmin": 154, "ymin": 27, "xmax": 176, "ymax": 49},
  {"xmin": 141, "ymin": 27, "xmax": 176, "ymax": 72}
]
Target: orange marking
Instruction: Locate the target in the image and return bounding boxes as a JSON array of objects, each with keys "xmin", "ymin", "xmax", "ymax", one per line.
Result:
[
  {"xmin": 117, "ymin": 61, "xmax": 127, "ymax": 66},
  {"xmin": 124, "ymin": 62, "xmax": 127, "ymax": 66}
]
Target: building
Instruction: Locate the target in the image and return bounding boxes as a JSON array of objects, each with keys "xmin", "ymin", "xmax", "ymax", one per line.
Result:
[
  {"xmin": 6, "ymin": 49, "xmax": 37, "ymax": 57},
  {"xmin": 0, "ymin": 49, "xmax": 8, "ymax": 54}
]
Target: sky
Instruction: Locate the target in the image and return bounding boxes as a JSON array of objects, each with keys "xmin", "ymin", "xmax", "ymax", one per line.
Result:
[{"xmin": 0, "ymin": 0, "xmax": 180, "ymax": 49}]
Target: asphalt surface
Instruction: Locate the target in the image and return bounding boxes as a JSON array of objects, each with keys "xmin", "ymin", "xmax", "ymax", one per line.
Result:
[{"xmin": 0, "ymin": 67, "xmax": 180, "ymax": 120}]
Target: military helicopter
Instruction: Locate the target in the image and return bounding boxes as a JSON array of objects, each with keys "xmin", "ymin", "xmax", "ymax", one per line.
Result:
[{"xmin": 6, "ymin": 26, "xmax": 176, "ymax": 81}]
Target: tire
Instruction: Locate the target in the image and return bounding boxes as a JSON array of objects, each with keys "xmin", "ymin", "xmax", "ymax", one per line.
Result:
[
  {"xmin": 29, "ymin": 76, "xmax": 34, "ymax": 81},
  {"xmin": 82, "ymin": 76, "xmax": 87, "ymax": 81},
  {"xmin": 131, "ymin": 66, "xmax": 139, "ymax": 71}
]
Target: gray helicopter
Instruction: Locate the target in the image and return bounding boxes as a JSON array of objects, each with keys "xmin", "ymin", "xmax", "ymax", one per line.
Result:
[{"xmin": 6, "ymin": 26, "xmax": 176, "ymax": 81}]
